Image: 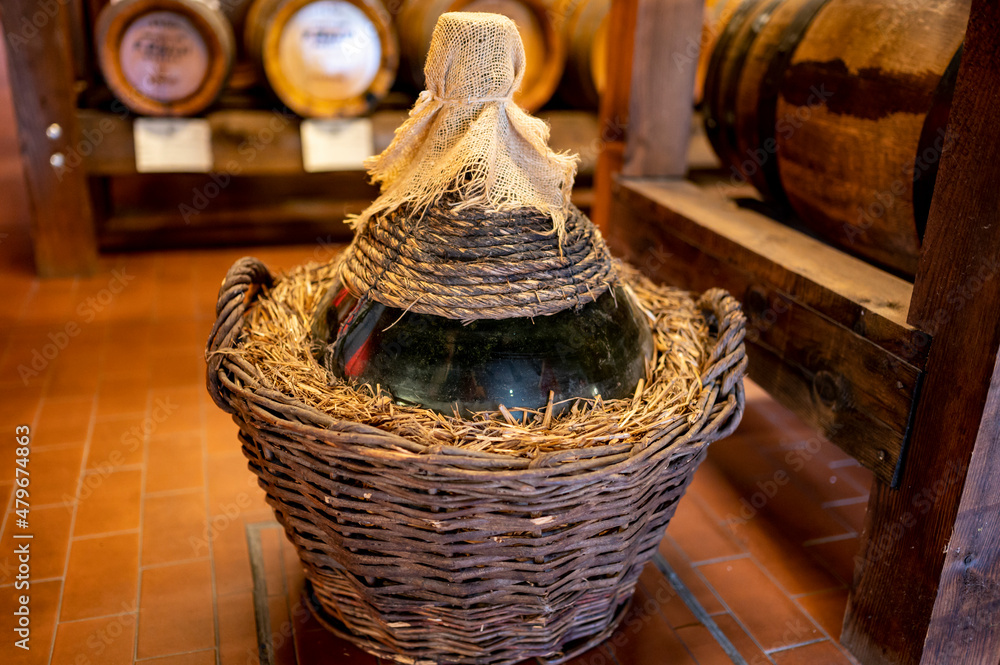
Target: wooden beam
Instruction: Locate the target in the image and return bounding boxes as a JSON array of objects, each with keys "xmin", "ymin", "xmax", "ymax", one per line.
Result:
[
  {"xmin": 2, "ymin": 0, "xmax": 98, "ymax": 276},
  {"xmin": 592, "ymin": 0, "xmax": 637, "ymax": 231},
  {"xmin": 841, "ymin": 0, "xmax": 1000, "ymax": 662},
  {"xmin": 610, "ymin": 178, "xmax": 924, "ymax": 485},
  {"xmin": 593, "ymin": 0, "xmax": 702, "ymax": 231},
  {"xmin": 620, "ymin": 0, "xmax": 702, "ymax": 179},
  {"xmin": 922, "ymin": 354, "xmax": 1000, "ymax": 663}
]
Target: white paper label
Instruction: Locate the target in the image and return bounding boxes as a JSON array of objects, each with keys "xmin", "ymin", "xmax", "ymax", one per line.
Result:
[
  {"xmin": 301, "ymin": 118, "xmax": 373, "ymax": 172},
  {"xmin": 277, "ymin": 1, "xmax": 382, "ymax": 102},
  {"xmin": 120, "ymin": 11, "xmax": 210, "ymax": 103},
  {"xmin": 134, "ymin": 118, "xmax": 213, "ymax": 172}
]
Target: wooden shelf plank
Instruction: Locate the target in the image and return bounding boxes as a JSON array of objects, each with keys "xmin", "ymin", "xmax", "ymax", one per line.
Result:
[
  {"xmin": 78, "ymin": 109, "xmax": 407, "ymax": 176},
  {"xmin": 609, "ymin": 177, "xmax": 926, "ymax": 485},
  {"xmin": 615, "ymin": 178, "xmax": 926, "ymax": 364},
  {"xmin": 78, "ymin": 109, "xmax": 601, "ymax": 177}
]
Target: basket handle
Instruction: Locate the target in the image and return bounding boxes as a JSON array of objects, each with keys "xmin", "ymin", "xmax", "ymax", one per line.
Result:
[
  {"xmin": 206, "ymin": 257, "xmax": 274, "ymax": 412},
  {"xmin": 697, "ymin": 288, "xmax": 748, "ymax": 396}
]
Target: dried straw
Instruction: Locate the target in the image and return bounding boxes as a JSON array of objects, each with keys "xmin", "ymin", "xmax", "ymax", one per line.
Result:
[{"xmin": 229, "ymin": 258, "xmax": 708, "ymax": 460}]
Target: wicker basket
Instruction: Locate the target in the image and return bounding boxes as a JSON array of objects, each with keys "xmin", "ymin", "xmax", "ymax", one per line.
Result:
[{"xmin": 206, "ymin": 256, "xmax": 747, "ymax": 665}]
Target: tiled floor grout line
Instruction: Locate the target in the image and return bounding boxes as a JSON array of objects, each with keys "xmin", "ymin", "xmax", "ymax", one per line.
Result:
[
  {"xmin": 134, "ymin": 646, "xmax": 218, "ymax": 661},
  {"xmin": 647, "ymin": 553, "xmax": 746, "ymax": 665},
  {"xmin": 831, "ymin": 472, "xmax": 874, "ymax": 495},
  {"xmin": 140, "ymin": 555, "xmax": 213, "ymax": 570},
  {"xmin": 195, "ymin": 352, "xmax": 225, "ymax": 665},
  {"xmin": 80, "ymin": 462, "xmax": 145, "ymax": 474},
  {"xmin": 21, "ymin": 441, "xmax": 88, "ymax": 453},
  {"xmin": 0, "ymin": 574, "xmax": 64, "ymax": 589},
  {"xmin": 802, "ymin": 533, "xmax": 859, "ymax": 547},
  {"xmin": 47, "ymin": 390, "xmax": 98, "ymax": 665},
  {"xmin": 663, "ymin": 533, "xmax": 777, "ymax": 664},
  {"xmin": 72, "ymin": 528, "xmax": 141, "ymax": 541},
  {"xmin": 56, "ymin": 608, "xmax": 137, "ymax": 625},
  {"xmin": 790, "ymin": 586, "xmax": 849, "ymax": 600},
  {"xmin": 689, "ymin": 475, "xmax": 861, "ymax": 620},
  {"xmin": 746, "ymin": 450, "xmax": 869, "ymax": 545},
  {"xmin": 742, "ymin": 549, "xmax": 856, "ymax": 660},
  {"xmin": 689, "ymin": 553, "xmax": 752, "ymax": 568},
  {"xmin": 821, "ymin": 507, "xmax": 865, "ymax": 537},
  {"xmin": 798, "ymin": 539, "xmax": 857, "ymax": 590},
  {"xmin": 787, "ymin": 596, "xmax": 863, "ymax": 665},
  {"xmin": 827, "ymin": 459, "xmax": 864, "ymax": 470},
  {"xmin": 144, "ymin": 486, "xmax": 205, "ymax": 499},
  {"xmin": 763, "ymin": 637, "xmax": 829, "ymax": 655},
  {"xmin": 133, "ymin": 385, "xmax": 153, "ymax": 663},
  {"xmin": 821, "ymin": 496, "xmax": 869, "ymax": 508}
]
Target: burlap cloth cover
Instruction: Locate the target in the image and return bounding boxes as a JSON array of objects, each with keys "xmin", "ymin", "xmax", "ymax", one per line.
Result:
[{"xmin": 339, "ymin": 12, "xmax": 615, "ymax": 321}]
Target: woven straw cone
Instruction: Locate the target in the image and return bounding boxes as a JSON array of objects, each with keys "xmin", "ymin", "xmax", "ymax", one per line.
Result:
[
  {"xmin": 340, "ymin": 197, "xmax": 615, "ymax": 320},
  {"xmin": 340, "ymin": 12, "xmax": 615, "ymax": 320},
  {"xmin": 206, "ymin": 257, "xmax": 748, "ymax": 665}
]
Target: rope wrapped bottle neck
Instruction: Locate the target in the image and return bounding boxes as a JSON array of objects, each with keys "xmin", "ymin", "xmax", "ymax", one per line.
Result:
[{"xmin": 418, "ymin": 90, "xmax": 515, "ymax": 106}]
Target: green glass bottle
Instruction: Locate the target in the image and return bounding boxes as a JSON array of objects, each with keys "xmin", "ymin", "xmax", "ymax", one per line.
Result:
[{"xmin": 312, "ymin": 275, "xmax": 653, "ymax": 416}]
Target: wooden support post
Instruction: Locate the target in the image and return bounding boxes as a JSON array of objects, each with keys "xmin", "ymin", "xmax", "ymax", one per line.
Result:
[
  {"xmin": 2, "ymin": 0, "xmax": 98, "ymax": 276},
  {"xmin": 841, "ymin": 1, "xmax": 1000, "ymax": 663},
  {"xmin": 592, "ymin": 0, "xmax": 702, "ymax": 230}
]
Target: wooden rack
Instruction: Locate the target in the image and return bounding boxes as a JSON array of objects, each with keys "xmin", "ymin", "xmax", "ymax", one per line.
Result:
[
  {"xmin": 598, "ymin": 1, "xmax": 1000, "ymax": 663},
  {"xmin": 0, "ymin": 0, "xmax": 599, "ymax": 276}
]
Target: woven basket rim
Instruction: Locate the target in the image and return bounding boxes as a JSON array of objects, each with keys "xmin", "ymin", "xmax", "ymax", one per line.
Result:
[
  {"xmin": 206, "ymin": 256, "xmax": 748, "ymax": 478},
  {"xmin": 217, "ymin": 366, "xmax": 735, "ymax": 482}
]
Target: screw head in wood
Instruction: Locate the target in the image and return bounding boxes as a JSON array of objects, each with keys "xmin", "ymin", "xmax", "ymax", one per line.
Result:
[
  {"xmin": 49, "ymin": 153, "xmax": 65, "ymax": 168},
  {"xmin": 45, "ymin": 123, "xmax": 62, "ymax": 139}
]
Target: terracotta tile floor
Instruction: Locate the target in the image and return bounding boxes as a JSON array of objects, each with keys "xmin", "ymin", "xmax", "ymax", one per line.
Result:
[{"xmin": 0, "ymin": 233, "xmax": 871, "ymax": 664}]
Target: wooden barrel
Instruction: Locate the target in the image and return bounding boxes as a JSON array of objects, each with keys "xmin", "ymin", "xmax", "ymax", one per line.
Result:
[
  {"xmin": 704, "ymin": 0, "xmax": 970, "ymax": 276},
  {"xmin": 547, "ymin": 0, "xmax": 609, "ymax": 110},
  {"xmin": 693, "ymin": 0, "xmax": 743, "ymax": 105},
  {"xmin": 396, "ymin": 0, "xmax": 566, "ymax": 112},
  {"xmin": 245, "ymin": 0, "xmax": 398, "ymax": 117},
  {"xmin": 218, "ymin": 0, "xmax": 258, "ymax": 89},
  {"xmin": 96, "ymin": 0, "xmax": 235, "ymax": 116}
]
